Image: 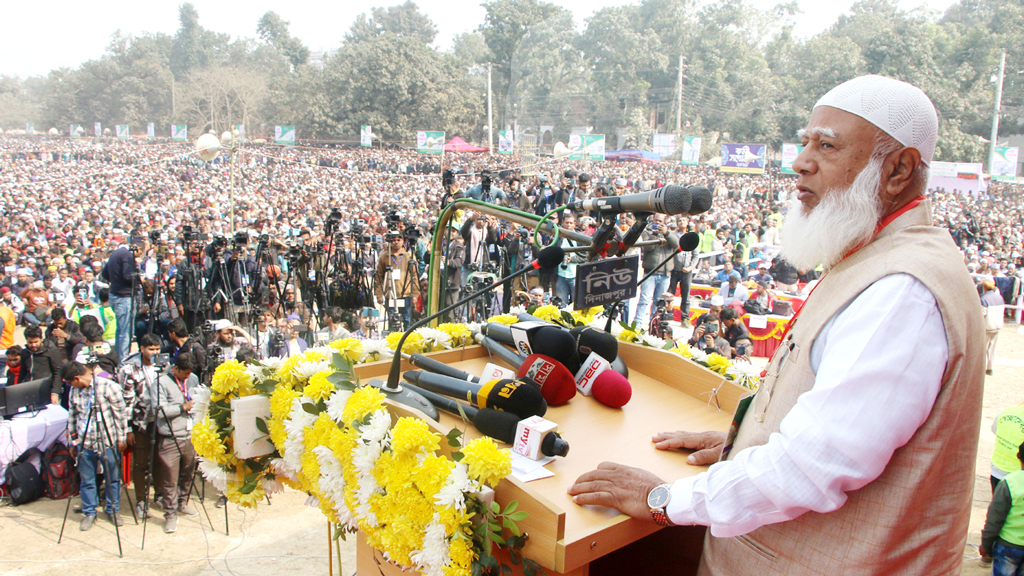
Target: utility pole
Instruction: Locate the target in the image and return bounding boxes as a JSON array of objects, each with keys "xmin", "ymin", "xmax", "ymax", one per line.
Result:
[
  {"xmin": 487, "ymin": 62, "xmax": 494, "ymax": 156},
  {"xmin": 989, "ymin": 51, "xmax": 1006, "ymax": 175},
  {"xmin": 676, "ymin": 54, "xmax": 684, "ymax": 134}
]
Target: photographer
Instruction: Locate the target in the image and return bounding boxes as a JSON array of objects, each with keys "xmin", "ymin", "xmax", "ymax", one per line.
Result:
[
  {"xmin": 554, "ymin": 212, "xmax": 586, "ymax": 305},
  {"xmin": 117, "ymin": 333, "xmax": 162, "ymax": 517},
  {"xmin": 173, "ymin": 241, "xmax": 205, "ymax": 332},
  {"xmin": 686, "ymin": 313, "xmax": 731, "ymax": 358},
  {"xmin": 154, "ymin": 352, "xmax": 200, "ymax": 534},
  {"xmin": 443, "ymin": 224, "xmax": 466, "ymax": 311},
  {"xmin": 635, "ymin": 214, "xmax": 680, "ymax": 328},
  {"xmin": 317, "ymin": 307, "xmax": 351, "ymax": 342},
  {"xmin": 555, "ymin": 169, "xmax": 579, "ymax": 207},
  {"xmin": 668, "ymin": 221, "xmax": 699, "ymax": 327},
  {"xmin": 253, "ymin": 309, "xmax": 279, "ymax": 358},
  {"xmin": 465, "ymin": 170, "xmax": 507, "ymax": 206},
  {"xmin": 134, "ymin": 278, "xmax": 171, "ymax": 342},
  {"xmin": 209, "ymin": 319, "xmax": 256, "ymax": 362},
  {"xmin": 506, "ymin": 176, "xmax": 532, "ymax": 213},
  {"xmin": 101, "ymin": 241, "xmax": 142, "ymax": 361},
  {"xmin": 374, "ymin": 232, "xmax": 420, "ymax": 329},
  {"xmin": 46, "ymin": 306, "xmax": 84, "ymax": 362},
  {"xmin": 166, "ymin": 318, "xmax": 207, "ymax": 380}
]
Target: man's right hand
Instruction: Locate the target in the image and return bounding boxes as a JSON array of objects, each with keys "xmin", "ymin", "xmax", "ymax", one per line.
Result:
[
  {"xmin": 126, "ymin": 432, "xmax": 135, "ymax": 448},
  {"xmin": 183, "ymin": 400, "xmax": 195, "ymax": 412},
  {"xmin": 652, "ymin": 430, "xmax": 727, "ymax": 466},
  {"xmin": 705, "ymin": 335, "xmax": 715, "ymax": 348}
]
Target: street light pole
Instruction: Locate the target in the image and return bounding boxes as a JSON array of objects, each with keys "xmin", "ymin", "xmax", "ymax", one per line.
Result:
[{"xmin": 989, "ymin": 52, "xmax": 1006, "ymax": 176}]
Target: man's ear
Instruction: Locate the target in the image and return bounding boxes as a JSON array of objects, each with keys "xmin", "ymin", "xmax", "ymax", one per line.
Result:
[{"xmin": 882, "ymin": 147, "xmax": 922, "ymax": 200}]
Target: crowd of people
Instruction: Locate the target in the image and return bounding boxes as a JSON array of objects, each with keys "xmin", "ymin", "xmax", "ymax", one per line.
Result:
[{"xmin": 0, "ymin": 132, "xmax": 1020, "ymax": 537}]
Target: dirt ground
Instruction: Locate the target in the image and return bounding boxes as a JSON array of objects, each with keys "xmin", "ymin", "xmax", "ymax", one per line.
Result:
[{"xmin": 1, "ymin": 324, "xmax": 1020, "ymax": 576}]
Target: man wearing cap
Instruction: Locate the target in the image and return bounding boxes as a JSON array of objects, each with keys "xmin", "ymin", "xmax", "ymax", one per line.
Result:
[
  {"xmin": 569, "ymin": 75, "xmax": 984, "ymax": 575},
  {"xmin": 716, "ymin": 272, "xmax": 749, "ymax": 307},
  {"xmin": 102, "ymin": 242, "xmax": 141, "ymax": 361},
  {"xmin": 981, "ymin": 279, "xmax": 1005, "ymax": 376},
  {"xmin": 750, "ymin": 263, "xmax": 774, "ymax": 287}
]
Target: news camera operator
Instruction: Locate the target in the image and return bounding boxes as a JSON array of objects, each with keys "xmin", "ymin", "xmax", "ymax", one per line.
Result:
[
  {"xmin": 166, "ymin": 318, "xmax": 207, "ymax": 381},
  {"xmin": 635, "ymin": 214, "xmax": 680, "ymax": 328},
  {"xmin": 465, "ymin": 169, "xmax": 508, "ymax": 206},
  {"xmin": 134, "ymin": 278, "xmax": 171, "ymax": 342},
  {"xmin": 173, "ymin": 230, "xmax": 206, "ymax": 332},
  {"xmin": 101, "ymin": 239, "xmax": 142, "ymax": 361},
  {"xmin": 117, "ymin": 333, "xmax": 163, "ymax": 517},
  {"xmin": 555, "ymin": 169, "xmax": 580, "ymax": 206},
  {"xmin": 443, "ymin": 224, "xmax": 466, "ymax": 311},
  {"xmin": 374, "ymin": 230, "xmax": 420, "ymax": 330},
  {"xmin": 506, "ymin": 176, "xmax": 532, "ymax": 213}
]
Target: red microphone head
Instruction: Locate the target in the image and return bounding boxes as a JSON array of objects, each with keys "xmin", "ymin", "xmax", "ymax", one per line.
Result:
[
  {"xmin": 592, "ymin": 370, "xmax": 632, "ymax": 408},
  {"xmin": 516, "ymin": 354, "xmax": 577, "ymax": 405}
]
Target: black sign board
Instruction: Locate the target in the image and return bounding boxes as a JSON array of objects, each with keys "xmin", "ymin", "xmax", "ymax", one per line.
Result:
[{"xmin": 573, "ymin": 255, "xmax": 640, "ymax": 310}]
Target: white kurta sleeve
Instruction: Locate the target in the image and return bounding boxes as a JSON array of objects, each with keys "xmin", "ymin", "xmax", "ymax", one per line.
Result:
[{"xmin": 665, "ymin": 273, "xmax": 947, "ymax": 537}]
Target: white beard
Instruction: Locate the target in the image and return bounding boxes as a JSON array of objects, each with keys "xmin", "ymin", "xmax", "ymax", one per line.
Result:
[{"xmin": 780, "ymin": 157, "xmax": 884, "ymax": 271}]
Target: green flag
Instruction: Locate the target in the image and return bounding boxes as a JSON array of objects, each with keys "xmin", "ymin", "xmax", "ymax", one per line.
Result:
[
  {"xmin": 417, "ymin": 131, "xmax": 444, "ymax": 155},
  {"xmin": 171, "ymin": 125, "xmax": 188, "ymax": 142}
]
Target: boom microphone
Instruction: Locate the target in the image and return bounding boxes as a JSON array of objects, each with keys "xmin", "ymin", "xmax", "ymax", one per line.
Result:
[
  {"xmin": 567, "ymin": 185, "xmax": 713, "ymax": 216},
  {"xmin": 403, "ymin": 370, "xmax": 547, "ymax": 419},
  {"xmin": 678, "ymin": 231, "xmax": 700, "ymax": 252},
  {"xmin": 477, "ymin": 335, "xmax": 576, "ymax": 405}
]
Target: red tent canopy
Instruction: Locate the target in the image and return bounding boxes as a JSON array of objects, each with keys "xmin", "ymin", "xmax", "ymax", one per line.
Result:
[{"xmin": 444, "ymin": 136, "xmax": 489, "ymax": 153}]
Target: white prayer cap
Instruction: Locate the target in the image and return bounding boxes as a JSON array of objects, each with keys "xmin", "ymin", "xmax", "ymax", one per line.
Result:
[
  {"xmin": 710, "ymin": 295, "xmax": 725, "ymax": 307},
  {"xmin": 814, "ymin": 75, "xmax": 938, "ymax": 165},
  {"xmin": 212, "ymin": 319, "xmax": 233, "ymax": 331}
]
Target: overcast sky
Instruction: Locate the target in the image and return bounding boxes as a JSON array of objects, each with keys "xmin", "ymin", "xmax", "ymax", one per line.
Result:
[{"xmin": 2, "ymin": 0, "xmax": 957, "ymax": 78}]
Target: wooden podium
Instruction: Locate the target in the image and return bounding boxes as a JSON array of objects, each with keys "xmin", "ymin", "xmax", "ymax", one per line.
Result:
[{"xmin": 352, "ymin": 342, "xmax": 745, "ymax": 576}]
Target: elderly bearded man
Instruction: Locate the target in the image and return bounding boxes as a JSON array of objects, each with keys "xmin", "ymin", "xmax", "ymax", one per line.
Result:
[{"xmin": 568, "ymin": 75, "xmax": 984, "ymax": 575}]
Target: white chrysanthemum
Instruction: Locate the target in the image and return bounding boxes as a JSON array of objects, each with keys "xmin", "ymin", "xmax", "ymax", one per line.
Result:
[
  {"xmin": 282, "ymin": 398, "xmax": 316, "ymax": 472},
  {"xmin": 313, "ymin": 446, "xmax": 348, "ymax": 516},
  {"xmin": 415, "ymin": 327, "xmax": 452, "ymax": 351},
  {"xmin": 293, "ymin": 360, "xmax": 331, "ymax": 380},
  {"xmin": 353, "ymin": 441, "xmax": 383, "ymax": 476},
  {"xmin": 269, "ymin": 458, "xmax": 299, "ymax": 483},
  {"xmin": 410, "ymin": 514, "xmax": 450, "ymax": 576},
  {"xmin": 325, "ymin": 389, "xmax": 353, "ymax": 423},
  {"xmin": 361, "ymin": 410, "xmax": 391, "ymax": 444},
  {"xmin": 689, "ymin": 347, "xmax": 709, "ymax": 363},
  {"xmin": 244, "ymin": 363, "xmax": 267, "ymax": 382},
  {"xmin": 262, "ymin": 475, "xmax": 284, "ymax": 495},
  {"xmin": 435, "ymin": 462, "xmax": 471, "ymax": 510},
  {"xmin": 639, "ymin": 333, "xmax": 666, "ymax": 349},
  {"xmin": 361, "ymin": 339, "xmax": 392, "ymax": 361},
  {"xmin": 508, "ymin": 305, "xmax": 527, "ymax": 316},
  {"xmin": 588, "ymin": 316, "xmax": 608, "ymax": 331},
  {"xmin": 727, "ymin": 362, "xmax": 762, "ymax": 389},
  {"xmin": 198, "ymin": 457, "xmax": 229, "ymax": 492},
  {"xmin": 260, "ymin": 357, "xmax": 285, "ymax": 371},
  {"xmin": 191, "ymin": 387, "xmax": 211, "ymax": 422},
  {"xmin": 309, "ymin": 345, "xmax": 335, "ymax": 359},
  {"xmin": 608, "ymin": 321, "xmax": 624, "ymax": 337}
]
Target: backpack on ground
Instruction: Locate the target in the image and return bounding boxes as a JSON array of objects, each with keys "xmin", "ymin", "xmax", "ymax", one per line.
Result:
[
  {"xmin": 5, "ymin": 447, "xmax": 45, "ymax": 505},
  {"xmin": 41, "ymin": 441, "xmax": 78, "ymax": 499}
]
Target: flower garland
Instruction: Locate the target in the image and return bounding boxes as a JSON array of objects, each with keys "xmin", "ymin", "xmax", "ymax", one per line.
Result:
[{"xmin": 194, "ymin": 344, "xmax": 519, "ymax": 576}]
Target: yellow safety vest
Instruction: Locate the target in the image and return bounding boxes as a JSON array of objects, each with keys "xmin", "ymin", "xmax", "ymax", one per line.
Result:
[{"xmin": 994, "ymin": 406, "xmax": 1024, "ymax": 474}]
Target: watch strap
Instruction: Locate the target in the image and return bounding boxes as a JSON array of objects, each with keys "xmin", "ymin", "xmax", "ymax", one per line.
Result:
[{"xmin": 649, "ymin": 483, "xmax": 675, "ymax": 527}]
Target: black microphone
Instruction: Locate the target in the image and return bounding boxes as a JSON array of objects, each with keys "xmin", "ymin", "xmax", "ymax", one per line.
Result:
[
  {"xmin": 568, "ymin": 185, "xmax": 713, "ymax": 216},
  {"xmin": 607, "ymin": 215, "xmax": 649, "ymax": 258},
  {"xmin": 678, "ymin": 230, "xmax": 700, "ymax": 252},
  {"xmin": 403, "ymin": 370, "xmax": 548, "ymax": 419},
  {"xmin": 383, "ymin": 244, "xmax": 565, "ymax": 408},
  {"xmin": 587, "ymin": 216, "xmax": 618, "ymax": 261}
]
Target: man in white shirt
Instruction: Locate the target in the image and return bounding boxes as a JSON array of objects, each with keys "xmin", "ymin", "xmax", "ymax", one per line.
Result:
[
  {"xmin": 569, "ymin": 75, "xmax": 984, "ymax": 575},
  {"xmin": 716, "ymin": 272, "xmax": 748, "ymax": 306}
]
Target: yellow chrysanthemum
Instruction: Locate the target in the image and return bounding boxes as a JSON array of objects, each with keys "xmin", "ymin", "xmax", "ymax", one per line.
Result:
[
  {"xmin": 706, "ymin": 353, "xmax": 731, "ymax": 375},
  {"xmin": 437, "ymin": 323, "xmax": 472, "ymax": 346},
  {"xmin": 304, "ymin": 370, "xmax": 336, "ymax": 402},
  {"xmin": 532, "ymin": 304, "xmax": 560, "ymax": 322},
  {"xmin": 226, "ymin": 480, "xmax": 266, "ymax": 509},
  {"xmin": 385, "ymin": 331, "xmax": 425, "ymax": 354},
  {"xmin": 412, "ymin": 454, "xmax": 454, "ymax": 497},
  {"xmin": 390, "ymin": 417, "xmax": 440, "ymax": 460},
  {"xmin": 268, "ymin": 418, "xmax": 288, "ymax": 451},
  {"xmin": 342, "ymin": 386, "xmax": 386, "ymax": 425},
  {"xmin": 617, "ymin": 329, "xmax": 640, "ymax": 343},
  {"xmin": 302, "ymin": 349, "xmax": 329, "ymax": 363},
  {"xmin": 270, "ymin": 385, "xmax": 300, "ymax": 421},
  {"xmin": 446, "ymin": 535, "xmax": 476, "ymax": 576},
  {"xmin": 210, "ymin": 359, "xmax": 254, "ymax": 399},
  {"xmin": 191, "ymin": 416, "xmax": 228, "ymax": 463},
  {"xmin": 671, "ymin": 345, "xmax": 694, "ymax": 358},
  {"xmin": 275, "ymin": 355, "xmax": 304, "ymax": 390},
  {"xmin": 461, "ymin": 437, "xmax": 512, "ymax": 488},
  {"xmin": 329, "ymin": 338, "xmax": 365, "ymax": 362},
  {"xmin": 486, "ymin": 314, "xmax": 518, "ymax": 325}
]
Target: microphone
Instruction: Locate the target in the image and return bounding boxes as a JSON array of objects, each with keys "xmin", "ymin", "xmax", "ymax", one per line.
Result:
[
  {"xmin": 587, "ymin": 216, "xmax": 619, "ymax": 261},
  {"xmin": 568, "ymin": 326, "xmax": 619, "ymax": 372},
  {"xmin": 607, "ymin": 215, "xmax": 648, "ymax": 258},
  {"xmin": 404, "ymin": 352, "xmax": 481, "ymax": 383},
  {"xmin": 403, "ymin": 370, "xmax": 548, "ymax": 420},
  {"xmin": 592, "ymin": 368, "xmax": 632, "ymax": 408},
  {"xmin": 383, "ymin": 244, "xmax": 565, "ymax": 408},
  {"xmin": 406, "ymin": 383, "xmax": 570, "ymax": 458},
  {"xmin": 477, "ymin": 335, "xmax": 577, "ymax": 405},
  {"xmin": 567, "ymin": 185, "xmax": 713, "ymax": 216},
  {"xmin": 678, "ymin": 230, "xmax": 700, "ymax": 252}
]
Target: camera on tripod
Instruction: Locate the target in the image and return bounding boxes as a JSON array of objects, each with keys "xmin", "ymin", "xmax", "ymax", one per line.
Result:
[
  {"xmin": 231, "ymin": 231, "xmax": 248, "ymax": 249},
  {"xmin": 652, "ymin": 297, "xmax": 674, "ymax": 339},
  {"xmin": 181, "ymin": 225, "xmax": 194, "ymax": 244},
  {"xmin": 285, "ymin": 242, "xmax": 303, "ymax": 262}
]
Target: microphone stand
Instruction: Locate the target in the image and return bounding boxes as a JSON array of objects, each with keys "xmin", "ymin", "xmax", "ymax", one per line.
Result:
[
  {"xmin": 604, "ymin": 233, "xmax": 680, "ymax": 333},
  {"xmin": 379, "ymin": 256, "xmax": 560, "ymax": 420}
]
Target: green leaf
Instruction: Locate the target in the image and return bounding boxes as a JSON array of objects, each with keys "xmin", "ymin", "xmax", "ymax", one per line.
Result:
[
  {"xmin": 239, "ymin": 478, "xmax": 258, "ymax": 494},
  {"xmin": 301, "ymin": 402, "xmax": 319, "ymax": 415},
  {"xmin": 502, "ymin": 517, "xmax": 521, "ymax": 536},
  {"xmin": 489, "ymin": 501, "xmax": 500, "ymax": 515},
  {"xmin": 451, "ymin": 451, "xmax": 464, "ymax": 462},
  {"xmin": 507, "ymin": 511, "xmax": 529, "ymax": 522},
  {"xmin": 455, "ymin": 402, "xmax": 469, "ymax": 423},
  {"xmin": 487, "ymin": 521, "xmax": 501, "ymax": 532},
  {"xmin": 255, "ymin": 417, "xmax": 269, "ymax": 435},
  {"xmin": 503, "ymin": 500, "xmax": 518, "ymax": 515},
  {"xmin": 479, "ymin": 552, "xmax": 498, "ymax": 568},
  {"xmin": 502, "ymin": 565, "xmax": 513, "ymax": 575},
  {"xmin": 472, "ymin": 561, "xmax": 483, "ymax": 576}
]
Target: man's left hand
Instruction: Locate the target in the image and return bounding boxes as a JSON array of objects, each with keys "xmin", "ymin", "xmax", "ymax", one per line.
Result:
[
  {"xmin": 117, "ymin": 442, "xmax": 127, "ymax": 454},
  {"xmin": 52, "ymin": 328, "xmax": 67, "ymax": 339},
  {"xmin": 567, "ymin": 462, "xmax": 665, "ymax": 521}
]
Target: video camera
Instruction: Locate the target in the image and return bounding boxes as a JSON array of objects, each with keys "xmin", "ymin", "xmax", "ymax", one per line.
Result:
[{"xmin": 232, "ymin": 231, "xmax": 248, "ymax": 249}]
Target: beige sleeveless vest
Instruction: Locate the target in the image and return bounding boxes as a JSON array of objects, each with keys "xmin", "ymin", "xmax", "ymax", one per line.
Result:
[{"xmin": 698, "ymin": 200, "xmax": 984, "ymax": 576}]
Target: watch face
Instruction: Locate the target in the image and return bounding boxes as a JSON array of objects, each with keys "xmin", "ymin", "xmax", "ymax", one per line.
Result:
[{"xmin": 647, "ymin": 485, "xmax": 670, "ymax": 508}]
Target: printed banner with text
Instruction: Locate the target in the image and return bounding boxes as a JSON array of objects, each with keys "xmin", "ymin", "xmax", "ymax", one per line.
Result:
[
  {"xmin": 275, "ymin": 126, "xmax": 296, "ymax": 145},
  {"xmin": 720, "ymin": 143, "xmax": 766, "ymax": 174},
  {"xmin": 681, "ymin": 136, "xmax": 702, "ymax": 165},
  {"xmin": 568, "ymin": 134, "xmax": 605, "ymax": 161},
  {"xmin": 116, "ymin": 125, "xmax": 129, "ymax": 139},
  {"xmin": 94, "ymin": 122, "xmax": 102, "ymax": 137},
  {"xmin": 361, "ymin": 126, "xmax": 372, "ymax": 147},
  {"xmin": 147, "ymin": 123, "xmax": 155, "ymax": 138},
  {"xmin": 781, "ymin": 144, "xmax": 803, "ymax": 174},
  {"xmin": 417, "ymin": 131, "xmax": 445, "ymax": 155},
  {"xmin": 993, "ymin": 146, "xmax": 1020, "ymax": 181},
  {"xmin": 498, "ymin": 130, "xmax": 513, "ymax": 154},
  {"xmin": 171, "ymin": 125, "xmax": 188, "ymax": 142},
  {"xmin": 70, "ymin": 124, "xmax": 82, "ymax": 137}
]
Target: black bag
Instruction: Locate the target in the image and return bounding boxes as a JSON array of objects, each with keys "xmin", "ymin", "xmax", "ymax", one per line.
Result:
[
  {"xmin": 41, "ymin": 441, "xmax": 78, "ymax": 499},
  {"xmin": 5, "ymin": 448, "xmax": 45, "ymax": 505},
  {"xmin": 744, "ymin": 299, "xmax": 770, "ymax": 316}
]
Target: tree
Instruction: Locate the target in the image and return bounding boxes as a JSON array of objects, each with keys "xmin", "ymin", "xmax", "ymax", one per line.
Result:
[
  {"xmin": 347, "ymin": 1, "xmax": 438, "ymax": 45},
  {"xmin": 257, "ymin": 11, "xmax": 310, "ymax": 68}
]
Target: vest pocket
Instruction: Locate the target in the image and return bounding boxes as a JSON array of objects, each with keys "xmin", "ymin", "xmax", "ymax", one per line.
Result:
[{"xmin": 735, "ymin": 534, "xmax": 778, "ymax": 563}]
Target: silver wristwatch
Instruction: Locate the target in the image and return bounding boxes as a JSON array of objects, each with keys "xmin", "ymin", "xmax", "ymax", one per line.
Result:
[{"xmin": 647, "ymin": 483, "xmax": 674, "ymax": 526}]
